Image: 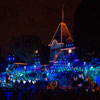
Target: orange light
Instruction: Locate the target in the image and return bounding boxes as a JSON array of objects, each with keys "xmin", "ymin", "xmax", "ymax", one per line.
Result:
[
  {"xmin": 14, "ymin": 63, "xmax": 27, "ymax": 66},
  {"xmin": 68, "ymin": 49, "xmax": 72, "ymax": 53}
]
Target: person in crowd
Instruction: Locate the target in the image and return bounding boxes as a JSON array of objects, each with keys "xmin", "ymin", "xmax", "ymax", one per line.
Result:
[
  {"xmin": 55, "ymin": 81, "xmax": 59, "ymax": 90},
  {"xmin": 94, "ymin": 84, "xmax": 100, "ymax": 92},
  {"xmin": 6, "ymin": 73, "xmax": 9, "ymax": 83},
  {"xmin": 47, "ymin": 81, "xmax": 55, "ymax": 90}
]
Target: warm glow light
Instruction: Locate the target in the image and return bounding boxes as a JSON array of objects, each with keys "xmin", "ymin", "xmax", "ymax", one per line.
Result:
[
  {"xmin": 14, "ymin": 63, "xmax": 27, "ymax": 66},
  {"xmin": 68, "ymin": 49, "xmax": 72, "ymax": 53},
  {"xmin": 35, "ymin": 50, "xmax": 38, "ymax": 53}
]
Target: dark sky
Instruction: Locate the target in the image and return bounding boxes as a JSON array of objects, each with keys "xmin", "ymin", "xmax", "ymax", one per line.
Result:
[
  {"xmin": 74, "ymin": 0, "xmax": 100, "ymax": 51},
  {"xmin": 0, "ymin": 0, "xmax": 81, "ymax": 57}
]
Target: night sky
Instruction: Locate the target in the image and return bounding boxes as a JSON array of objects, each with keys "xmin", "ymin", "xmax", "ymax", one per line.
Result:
[
  {"xmin": 1, "ymin": 0, "xmax": 100, "ymax": 59},
  {"xmin": 74, "ymin": 0, "xmax": 100, "ymax": 51},
  {"xmin": 0, "ymin": 0, "xmax": 81, "ymax": 58}
]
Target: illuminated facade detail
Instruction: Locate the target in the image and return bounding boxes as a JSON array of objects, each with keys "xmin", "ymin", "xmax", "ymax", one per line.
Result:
[
  {"xmin": 48, "ymin": 5, "xmax": 76, "ymax": 65},
  {"xmin": 1, "ymin": 5, "xmax": 100, "ymax": 88},
  {"xmin": 48, "ymin": 22, "xmax": 75, "ymax": 62},
  {"xmin": 68, "ymin": 49, "xmax": 72, "ymax": 53},
  {"xmin": 47, "ymin": 6, "xmax": 82, "ymax": 85}
]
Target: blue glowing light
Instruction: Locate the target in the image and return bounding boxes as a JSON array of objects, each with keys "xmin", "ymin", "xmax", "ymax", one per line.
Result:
[
  {"xmin": 38, "ymin": 62, "xmax": 40, "ymax": 64},
  {"xmin": 83, "ymin": 62, "xmax": 86, "ymax": 66},
  {"xmin": 8, "ymin": 57, "xmax": 11, "ymax": 61},
  {"xmin": 96, "ymin": 75, "xmax": 100, "ymax": 86},
  {"xmin": 68, "ymin": 63, "xmax": 70, "ymax": 67},
  {"xmin": 90, "ymin": 66, "xmax": 94, "ymax": 69},
  {"xmin": 13, "ymin": 58, "xmax": 15, "ymax": 60},
  {"xmin": 34, "ymin": 65, "xmax": 36, "ymax": 68},
  {"xmin": 8, "ymin": 64, "xmax": 11, "ymax": 67}
]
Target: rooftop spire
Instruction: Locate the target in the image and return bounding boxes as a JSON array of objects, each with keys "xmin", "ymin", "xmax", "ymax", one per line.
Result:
[{"xmin": 62, "ymin": 4, "xmax": 64, "ymax": 22}]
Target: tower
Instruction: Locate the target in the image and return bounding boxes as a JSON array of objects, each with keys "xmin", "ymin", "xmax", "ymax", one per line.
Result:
[
  {"xmin": 7, "ymin": 54, "xmax": 15, "ymax": 71},
  {"xmin": 48, "ymin": 5, "xmax": 75, "ymax": 63},
  {"xmin": 33, "ymin": 50, "xmax": 41, "ymax": 70}
]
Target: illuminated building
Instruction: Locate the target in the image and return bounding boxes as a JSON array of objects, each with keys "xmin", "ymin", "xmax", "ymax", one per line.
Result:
[
  {"xmin": 47, "ymin": 6, "xmax": 83, "ymax": 85},
  {"xmin": 48, "ymin": 6, "xmax": 79, "ymax": 67},
  {"xmin": 2, "ymin": 5, "xmax": 100, "ymax": 87}
]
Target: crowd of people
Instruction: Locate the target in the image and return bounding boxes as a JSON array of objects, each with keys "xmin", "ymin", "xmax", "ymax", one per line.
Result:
[
  {"xmin": 0, "ymin": 76, "xmax": 100, "ymax": 100},
  {"xmin": 1, "ymin": 68, "xmax": 100, "ymax": 100}
]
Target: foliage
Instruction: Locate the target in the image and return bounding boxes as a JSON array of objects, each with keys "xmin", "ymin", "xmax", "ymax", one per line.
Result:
[{"xmin": 9, "ymin": 35, "xmax": 43, "ymax": 64}]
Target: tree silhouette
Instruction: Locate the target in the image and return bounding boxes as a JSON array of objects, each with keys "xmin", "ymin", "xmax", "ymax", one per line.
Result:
[
  {"xmin": 9, "ymin": 35, "xmax": 42, "ymax": 64},
  {"xmin": 9, "ymin": 35, "xmax": 49, "ymax": 64},
  {"xmin": 74, "ymin": 0, "xmax": 100, "ymax": 50}
]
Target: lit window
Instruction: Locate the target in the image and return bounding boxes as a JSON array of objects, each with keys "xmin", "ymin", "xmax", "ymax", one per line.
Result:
[{"xmin": 68, "ymin": 49, "xmax": 72, "ymax": 53}]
